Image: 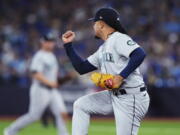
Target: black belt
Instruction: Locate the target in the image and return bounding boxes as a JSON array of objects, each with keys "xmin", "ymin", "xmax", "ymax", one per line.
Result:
[
  {"xmin": 40, "ymin": 83, "xmax": 53, "ymax": 90},
  {"xmin": 112, "ymin": 86, "xmax": 147, "ymax": 96}
]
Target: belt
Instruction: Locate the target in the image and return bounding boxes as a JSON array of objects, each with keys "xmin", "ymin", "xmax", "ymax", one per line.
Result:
[
  {"xmin": 40, "ymin": 83, "xmax": 53, "ymax": 90},
  {"xmin": 112, "ymin": 86, "xmax": 147, "ymax": 96}
]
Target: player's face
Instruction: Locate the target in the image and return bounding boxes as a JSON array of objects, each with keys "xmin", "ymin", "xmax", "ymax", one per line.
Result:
[
  {"xmin": 42, "ymin": 41, "xmax": 55, "ymax": 51},
  {"xmin": 93, "ymin": 21, "xmax": 102, "ymax": 38}
]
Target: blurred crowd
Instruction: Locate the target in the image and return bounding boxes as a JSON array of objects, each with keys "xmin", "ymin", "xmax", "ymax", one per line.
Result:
[{"xmin": 0, "ymin": 0, "xmax": 180, "ymax": 87}]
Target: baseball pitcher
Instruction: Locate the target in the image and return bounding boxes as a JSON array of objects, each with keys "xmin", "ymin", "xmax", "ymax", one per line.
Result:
[{"xmin": 62, "ymin": 8, "xmax": 150, "ymax": 135}]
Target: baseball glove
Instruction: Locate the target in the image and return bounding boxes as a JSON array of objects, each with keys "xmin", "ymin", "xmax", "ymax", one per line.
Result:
[{"xmin": 90, "ymin": 72, "xmax": 118, "ymax": 90}]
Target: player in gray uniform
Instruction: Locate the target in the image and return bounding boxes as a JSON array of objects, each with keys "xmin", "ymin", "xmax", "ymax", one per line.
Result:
[
  {"xmin": 62, "ymin": 8, "xmax": 150, "ymax": 135},
  {"xmin": 4, "ymin": 33, "xmax": 70, "ymax": 135}
]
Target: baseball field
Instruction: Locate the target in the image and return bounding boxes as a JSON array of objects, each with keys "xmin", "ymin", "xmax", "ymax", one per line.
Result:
[{"xmin": 0, "ymin": 118, "xmax": 180, "ymax": 135}]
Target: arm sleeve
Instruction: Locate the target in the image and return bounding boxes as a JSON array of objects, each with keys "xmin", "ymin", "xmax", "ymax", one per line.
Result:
[
  {"xmin": 64, "ymin": 42, "xmax": 97, "ymax": 75},
  {"xmin": 30, "ymin": 55, "xmax": 44, "ymax": 73},
  {"xmin": 119, "ymin": 47, "xmax": 146, "ymax": 78}
]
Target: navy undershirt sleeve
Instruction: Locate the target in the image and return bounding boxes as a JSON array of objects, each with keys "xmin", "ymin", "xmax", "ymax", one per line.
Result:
[
  {"xmin": 119, "ymin": 47, "xmax": 146, "ymax": 78},
  {"xmin": 64, "ymin": 42, "xmax": 97, "ymax": 75}
]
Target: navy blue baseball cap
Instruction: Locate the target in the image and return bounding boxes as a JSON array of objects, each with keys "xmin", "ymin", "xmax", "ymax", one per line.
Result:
[
  {"xmin": 89, "ymin": 8, "xmax": 127, "ymax": 34},
  {"xmin": 41, "ymin": 33, "xmax": 56, "ymax": 42}
]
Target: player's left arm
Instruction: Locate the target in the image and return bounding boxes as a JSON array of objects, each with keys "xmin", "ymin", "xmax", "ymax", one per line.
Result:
[
  {"xmin": 105, "ymin": 47, "xmax": 146, "ymax": 89},
  {"xmin": 105, "ymin": 38, "xmax": 146, "ymax": 89},
  {"xmin": 119, "ymin": 47, "xmax": 146, "ymax": 78}
]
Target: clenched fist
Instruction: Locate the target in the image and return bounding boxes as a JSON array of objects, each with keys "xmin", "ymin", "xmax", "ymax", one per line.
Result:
[{"xmin": 62, "ymin": 30, "xmax": 75, "ymax": 44}]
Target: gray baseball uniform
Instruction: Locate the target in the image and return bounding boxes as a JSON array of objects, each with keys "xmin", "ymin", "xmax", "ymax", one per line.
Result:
[
  {"xmin": 72, "ymin": 32, "xmax": 150, "ymax": 135},
  {"xmin": 5, "ymin": 50, "xmax": 68, "ymax": 135}
]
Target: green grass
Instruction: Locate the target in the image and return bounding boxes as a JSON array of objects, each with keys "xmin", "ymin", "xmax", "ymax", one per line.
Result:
[{"xmin": 0, "ymin": 119, "xmax": 180, "ymax": 135}]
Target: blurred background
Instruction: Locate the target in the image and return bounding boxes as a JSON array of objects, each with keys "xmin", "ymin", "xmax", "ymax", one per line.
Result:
[{"xmin": 0, "ymin": 0, "xmax": 180, "ymax": 135}]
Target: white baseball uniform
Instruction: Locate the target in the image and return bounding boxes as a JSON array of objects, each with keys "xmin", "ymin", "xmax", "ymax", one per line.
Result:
[
  {"xmin": 72, "ymin": 32, "xmax": 150, "ymax": 135},
  {"xmin": 5, "ymin": 50, "xmax": 69, "ymax": 135}
]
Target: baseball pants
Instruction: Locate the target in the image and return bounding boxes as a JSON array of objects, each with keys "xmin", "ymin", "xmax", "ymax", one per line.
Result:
[
  {"xmin": 6, "ymin": 85, "xmax": 68, "ymax": 135},
  {"xmin": 72, "ymin": 89, "xmax": 149, "ymax": 135}
]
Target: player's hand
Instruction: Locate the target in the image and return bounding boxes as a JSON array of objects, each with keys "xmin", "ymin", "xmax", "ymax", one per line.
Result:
[
  {"xmin": 49, "ymin": 81, "xmax": 59, "ymax": 88},
  {"xmin": 104, "ymin": 75, "xmax": 124, "ymax": 89},
  {"xmin": 90, "ymin": 73, "xmax": 124, "ymax": 90},
  {"xmin": 62, "ymin": 30, "xmax": 75, "ymax": 44},
  {"xmin": 67, "ymin": 71, "xmax": 77, "ymax": 79}
]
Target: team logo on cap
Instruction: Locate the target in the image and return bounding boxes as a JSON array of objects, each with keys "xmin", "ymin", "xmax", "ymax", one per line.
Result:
[{"xmin": 99, "ymin": 16, "xmax": 103, "ymax": 19}]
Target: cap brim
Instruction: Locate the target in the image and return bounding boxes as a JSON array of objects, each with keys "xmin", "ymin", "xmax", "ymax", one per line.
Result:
[
  {"xmin": 88, "ymin": 18, "xmax": 95, "ymax": 21},
  {"xmin": 40, "ymin": 38, "xmax": 56, "ymax": 42},
  {"xmin": 47, "ymin": 39, "xmax": 56, "ymax": 41}
]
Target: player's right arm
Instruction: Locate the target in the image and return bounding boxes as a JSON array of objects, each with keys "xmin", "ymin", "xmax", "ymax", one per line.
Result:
[
  {"xmin": 30, "ymin": 54, "xmax": 58, "ymax": 88},
  {"xmin": 62, "ymin": 31, "xmax": 98, "ymax": 75},
  {"xmin": 31, "ymin": 72, "xmax": 58, "ymax": 88}
]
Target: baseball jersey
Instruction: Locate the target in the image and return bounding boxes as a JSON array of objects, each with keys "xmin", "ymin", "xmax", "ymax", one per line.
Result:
[
  {"xmin": 30, "ymin": 50, "xmax": 58, "ymax": 87},
  {"xmin": 87, "ymin": 32, "xmax": 145, "ymax": 89}
]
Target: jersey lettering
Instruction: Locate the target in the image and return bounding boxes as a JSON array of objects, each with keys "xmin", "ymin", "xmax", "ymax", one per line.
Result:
[{"xmin": 103, "ymin": 53, "xmax": 114, "ymax": 63}]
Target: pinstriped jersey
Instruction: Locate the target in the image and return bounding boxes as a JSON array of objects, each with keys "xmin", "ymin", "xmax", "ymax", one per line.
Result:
[
  {"xmin": 87, "ymin": 32, "xmax": 145, "ymax": 89},
  {"xmin": 30, "ymin": 50, "xmax": 58, "ymax": 86}
]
